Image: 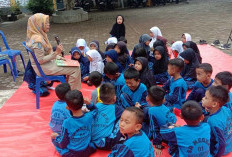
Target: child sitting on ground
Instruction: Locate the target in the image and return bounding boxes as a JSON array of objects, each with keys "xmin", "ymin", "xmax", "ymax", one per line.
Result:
[
  {"xmin": 86, "ymin": 83, "xmax": 124, "ymax": 150},
  {"xmin": 136, "ymin": 86, "xmax": 176, "ymax": 148},
  {"xmin": 186, "ymin": 63, "xmax": 214, "ymax": 103},
  {"xmin": 213, "ymin": 71, "xmax": 232, "ymax": 110},
  {"xmin": 88, "ymin": 71, "xmax": 103, "ymax": 105},
  {"xmin": 134, "ymin": 57, "xmax": 155, "ymax": 89},
  {"xmin": 104, "ymin": 62, "xmax": 125, "ymax": 104},
  {"xmin": 153, "ymin": 46, "xmax": 169, "ymax": 84},
  {"xmin": 49, "ymin": 83, "xmax": 71, "ymax": 134},
  {"xmin": 163, "ymin": 58, "xmax": 187, "ymax": 110},
  {"xmin": 105, "ymin": 49, "xmax": 123, "ymax": 73},
  {"xmin": 181, "ymin": 33, "xmax": 192, "ymax": 43},
  {"xmin": 51, "ymin": 90, "xmax": 96, "ymax": 157},
  {"xmin": 119, "ymin": 67, "xmax": 148, "ymax": 108},
  {"xmin": 171, "ymin": 41, "xmax": 184, "ymax": 58},
  {"xmin": 89, "ymin": 40, "xmax": 105, "ymax": 60},
  {"xmin": 76, "ymin": 38, "xmax": 90, "ymax": 56},
  {"xmin": 70, "ymin": 47, "xmax": 89, "ymax": 82},
  {"xmin": 180, "ymin": 48, "xmax": 200, "ymax": 89},
  {"xmin": 108, "ymin": 107, "xmax": 155, "ymax": 157},
  {"xmin": 202, "ymin": 86, "xmax": 232, "ymax": 156},
  {"xmin": 161, "ymin": 101, "xmax": 211, "ymax": 157},
  {"xmin": 86, "ymin": 49, "xmax": 104, "ymax": 74}
]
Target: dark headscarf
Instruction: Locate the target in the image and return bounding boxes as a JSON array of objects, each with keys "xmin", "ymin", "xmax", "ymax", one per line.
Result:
[
  {"xmin": 105, "ymin": 43, "xmax": 116, "ymax": 51},
  {"xmin": 117, "ymin": 41, "xmax": 130, "ymax": 68},
  {"xmin": 135, "ymin": 57, "xmax": 155, "ymax": 88},
  {"xmin": 71, "ymin": 47, "xmax": 89, "ymax": 65},
  {"xmin": 180, "ymin": 48, "xmax": 200, "ymax": 79},
  {"xmin": 153, "ymin": 38, "xmax": 169, "ymax": 57},
  {"xmin": 105, "ymin": 49, "xmax": 123, "ymax": 73},
  {"xmin": 90, "ymin": 40, "xmax": 105, "ymax": 59},
  {"xmin": 183, "ymin": 41, "xmax": 202, "ymax": 63},
  {"xmin": 110, "ymin": 15, "xmax": 125, "ymax": 39},
  {"xmin": 132, "ymin": 34, "xmax": 152, "ymax": 58},
  {"xmin": 153, "ymin": 46, "xmax": 168, "ymax": 75}
]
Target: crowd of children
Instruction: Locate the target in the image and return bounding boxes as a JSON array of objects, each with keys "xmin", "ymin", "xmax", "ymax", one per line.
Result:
[{"xmin": 49, "ymin": 15, "xmax": 232, "ymax": 157}]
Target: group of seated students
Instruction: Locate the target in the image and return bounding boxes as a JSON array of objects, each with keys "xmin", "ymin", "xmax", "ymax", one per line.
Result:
[{"xmin": 49, "ymin": 31, "xmax": 232, "ymax": 157}]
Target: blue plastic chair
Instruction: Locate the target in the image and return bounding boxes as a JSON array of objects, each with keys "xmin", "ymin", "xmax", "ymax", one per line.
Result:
[
  {"xmin": 0, "ymin": 30, "xmax": 26, "ymax": 77},
  {"xmin": 0, "ymin": 58, "xmax": 16, "ymax": 82},
  {"xmin": 22, "ymin": 42, "xmax": 66, "ymax": 109}
]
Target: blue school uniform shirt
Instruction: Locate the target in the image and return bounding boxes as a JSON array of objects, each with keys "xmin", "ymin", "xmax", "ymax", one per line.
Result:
[
  {"xmin": 91, "ymin": 103, "xmax": 124, "ymax": 146},
  {"xmin": 52, "ymin": 112, "xmax": 96, "ymax": 155},
  {"xmin": 161, "ymin": 123, "xmax": 211, "ymax": 157},
  {"xmin": 49, "ymin": 100, "xmax": 71, "ymax": 134},
  {"xmin": 225, "ymin": 92, "xmax": 232, "ymax": 111},
  {"xmin": 113, "ymin": 74, "xmax": 125, "ymax": 104},
  {"xmin": 163, "ymin": 77, "xmax": 187, "ymax": 109},
  {"xmin": 120, "ymin": 83, "xmax": 148, "ymax": 108},
  {"xmin": 142, "ymin": 104, "xmax": 177, "ymax": 145},
  {"xmin": 206, "ymin": 106, "xmax": 232, "ymax": 156},
  {"xmin": 108, "ymin": 131, "xmax": 154, "ymax": 157},
  {"xmin": 187, "ymin": 79, "xmax": 214, "ymax": 102}
]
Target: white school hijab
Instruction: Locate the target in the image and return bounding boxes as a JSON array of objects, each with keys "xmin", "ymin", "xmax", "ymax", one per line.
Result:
[
  {"xmin": 76, "ymin": 39, "xmax": 90, "ymax": 56},
  {"xmin": 105, "ymin": 37, "xmax": 118, "ymax": 45},
  {"xmin": 149, "ymin": 26, "xmax": 162, "ymax": 48},
  {"xmin": 171, "ymin": 41, "xmax": 184, "ymax": 59},
  {"xmin": 86, "ymin": 50, "xmax": 104, "ymax": 74},
  {"xmin": 183, "ymin": 33, "xmax": 192, "ymax": 42}
]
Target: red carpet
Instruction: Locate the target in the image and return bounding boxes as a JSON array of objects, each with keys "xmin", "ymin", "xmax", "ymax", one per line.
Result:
[{"xmin": 0, "ymin": 45, "xmax": 232, "ymax": 157}]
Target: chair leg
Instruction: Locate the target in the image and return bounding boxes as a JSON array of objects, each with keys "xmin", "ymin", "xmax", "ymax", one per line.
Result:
[
  {"xmin": 20, "ymin": 54, "xmax": 26, "ymax": 70},
  {"xmin": 6, "ymin": 60, "xmax": 16, "ymax": 82},
  {"xmin": 35, "ymin": 79, "xmax": 41, "ymax": 109},
  {"xmin": 9, "ymin": 55, "xmax": 18, "ymax": 77},
  {"xmin": 3, "ymin": 64, "xmax": 7, "ymax": 73}
]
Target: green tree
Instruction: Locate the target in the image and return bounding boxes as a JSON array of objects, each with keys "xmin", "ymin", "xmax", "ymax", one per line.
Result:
[{"xmin": 27, "ymin": 0, "xmax": 54, "ymax": 15}]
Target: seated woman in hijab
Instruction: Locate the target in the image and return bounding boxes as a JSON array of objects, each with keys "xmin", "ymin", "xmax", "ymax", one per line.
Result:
[{"xmin": 26, "ymin": 13, "xmax": 81, "ymax": 90}]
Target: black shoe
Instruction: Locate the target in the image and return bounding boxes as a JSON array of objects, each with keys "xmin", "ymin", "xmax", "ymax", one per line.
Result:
[
  {"xmin": 199, "ymin": 40, "xmax": 207, "ymax": 45},
  {"xmin": 17, "ymin": 70, "xmax": 24, "ymax": 76},
  {"xmin": 211, "ymin": 40, "xmax": 220, "ymax": 46}
]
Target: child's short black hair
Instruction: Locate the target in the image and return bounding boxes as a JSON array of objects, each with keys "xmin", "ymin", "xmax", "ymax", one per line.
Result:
[
  {"xmin": 99, "ymin": 83, "xmax": 116, "ymax": 104},
  {"xmin": 148, "ymin": 86, "xmax": 165, "ymax": 105},
  {"xmin": 124, "ymin": 67, "xmax": 140, "ymax": 81},
  {"xmin": 125, "ymin": 107, "xmax": 144, "ymax": 124},
  {"xmin": 181, "ymin": 101, "xmax": 202, "ymax": 121},
  {"xmin": 55, "ymin": 83, "xmax": 71, "ymax": 101},
  {"xmin": 207, "ymin": 86, "xmax": 229, "ymax": 107},
  {"xmin": 169, "ymin": 58, "xmax": 184, "ymax": 71},
  {"xmin": 133, "ymin": 47, "xmax": 147, "ymax": 60},
  {"xmin": 118, "ymin": 36, "xmax": 127, "ymax": 44},
  {"xmin": 153, "ymin": 39, "xmax": 165, "ymax": 50},
  {"xmin": 215, "ymin": 71, "xmax": 232, "ymax": 90},
  {"xmin": 65, "ymin": 90, "xmax": 84, "ymax": 110},
  {"xmin": 196, "ymin": 63, "xmax": 213, "ymax": 74},
  {"xmin": 89, "ymin": 71, "xmax": 102, "ymax": 87},
  {"xmin": 104, "ymin": 62, "xmax": 119, "ymax": 75}
]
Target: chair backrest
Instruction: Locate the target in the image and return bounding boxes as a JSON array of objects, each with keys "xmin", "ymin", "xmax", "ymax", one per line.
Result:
[
  {"xmin": 0, "ymin": 30, "xmax": 10, "ymax": 50},
  {"xmin": 22, "ymin": 41, "xmax": 47, "ymax": 78}
]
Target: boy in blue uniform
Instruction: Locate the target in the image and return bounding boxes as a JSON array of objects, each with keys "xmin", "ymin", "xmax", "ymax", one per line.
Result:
[
  {"xmin": 187, "ymin": 63, "xmax": 214, "ymax": 103},
  {"xmin": 86, "ymin": 83, "xmax": 124, "ymax": 150},
  {"xmin": 104, "ymin": 62, "xmax": 125, "ymax": 104},
  {"xmin": 119, "ymin": 67, "xmax": 148, "ymax": 108},
  {"xmin": 213, "ymin": 71, "xmax": 232, "ymax": 110},
  {"xmin": 51, "ymin": 90, "xmax": 96, "ymax": 157},
  {"xmin": 202, "ymin": 86, "xmax": 232, "ymax": 156},
  {"xmin": 136, "ymin": 86, "xmax": 177, "ymax": 149},
  {"xmin": 163, "ymin": 58, "xmax": 187, "ymax": 110},
  {"xmin": 89, "ymin": 71, "xmax": 103, "ymax": 105},
  {"xmin": 49, "ymin": 83, "xmax": 71, "ymax": 134},
  {"xmin": 108, "ymin": 107, "xmax": 154, "ymax": 157},
  {"xmin": 161, "ymin": 101, "xmax": 211, "ymax": 157}
]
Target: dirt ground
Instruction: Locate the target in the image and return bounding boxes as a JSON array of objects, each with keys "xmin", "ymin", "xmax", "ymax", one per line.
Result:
[{"xmin": 0, "ymin": 0, "xmax": 232, "ymax": 107}]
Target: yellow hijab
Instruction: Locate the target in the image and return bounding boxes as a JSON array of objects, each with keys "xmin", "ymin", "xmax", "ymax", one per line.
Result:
[{"xmin": 26, "ymin": 13, "xmax": 52, "ymax": 53}]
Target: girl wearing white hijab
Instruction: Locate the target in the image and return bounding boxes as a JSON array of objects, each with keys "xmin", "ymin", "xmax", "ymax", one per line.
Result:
[
  {"xmin": 171, "ymin": 41, "xmax": 184, "ymax": 58},
  {"xmin": 149, "ymin": 26, "xmax": 162, "ymax": 48},
  {"xmin": 181, "ymin": 33, "xmax": 192, "ymax": 43},
  {"xmin": 86, "ymin": 50, "xmax": 104, "ymax": 74},
  {"xmin": 76, "ymin": 38, "xmax": 90, "ymax": 56}
]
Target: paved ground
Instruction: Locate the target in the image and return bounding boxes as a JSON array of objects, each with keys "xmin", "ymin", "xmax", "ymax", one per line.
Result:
[{"xmin": 0, "ymin": 0, "xmax": 232, "ymax": 108}]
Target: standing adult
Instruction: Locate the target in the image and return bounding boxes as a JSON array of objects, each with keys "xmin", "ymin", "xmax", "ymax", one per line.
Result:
[{"xmin": 26, "ymin": 13, "xmax": 81, "ymax": 90}]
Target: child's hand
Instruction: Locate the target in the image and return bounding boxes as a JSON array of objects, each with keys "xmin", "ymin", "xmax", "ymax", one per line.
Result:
[
  {"xmin": 129, "ymin": 64, "xmax": 134, "ymax": 67},
  {"xmin": 84, "ymin": 98, "xmax": 91, "ymax": 105},
  {"xmin": 154, "ymin": 147, "xmax": 162, "ymax": 157},
  {"xmin": 83, "ymin": 76, "xmax": 89, "ymax": 82},
  {"xmin": 51, "ymin": 132, "xmax": 59, "ymax": 139},
  {"xmin": 135, "ymin": 102, "xmax": 141, "ymax": 108}
]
